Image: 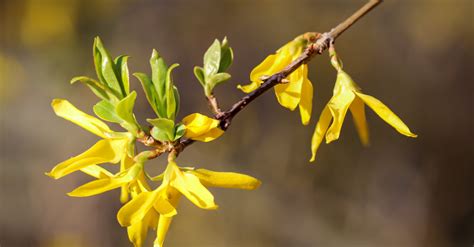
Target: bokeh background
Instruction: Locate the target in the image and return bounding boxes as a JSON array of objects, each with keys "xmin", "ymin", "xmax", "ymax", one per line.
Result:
[{"xmin": 1, "ymin": 0, "xmax": 473, "ymax": 246}]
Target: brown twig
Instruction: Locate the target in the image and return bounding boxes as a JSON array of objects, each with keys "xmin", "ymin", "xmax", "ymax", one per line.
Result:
[
  {"xmin": 329, "ymin": 0, "xmax": 383, "ymax": 39},
  {"xmin": 174, "ymin": 0, "xmax": 383, "ymax": 154},
  {"xmin": 206, "ymin": 94, "xmax": 223, "ymax": 116}
]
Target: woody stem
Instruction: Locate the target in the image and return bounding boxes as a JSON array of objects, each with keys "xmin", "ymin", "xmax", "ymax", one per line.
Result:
[{"xmin": 176, "ymin": 0, "xmax": 383, "ymax": 153}]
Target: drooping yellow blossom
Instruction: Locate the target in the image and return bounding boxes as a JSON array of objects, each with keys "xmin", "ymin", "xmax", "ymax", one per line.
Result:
[
  {"xmin": 182, "ymin": 113, "xmax": 224, "ymax": 142},
  {"xmin": 120, "ymin": 167, "xmax": 157, "ymax": 247},
  {"xmin": 117, "ymin": 159, "xmax": 261, "ymax": 247},
  {"xmin": 238, "ymin": 33, "xmax": 315, "ymax": 125},
  {"xmin": 46, "ymin": 99, "xmax": 135, "ymax": 201},
  {"xmin": 310, "ymin": 47, "xmax": 417, "ymax": 162}
]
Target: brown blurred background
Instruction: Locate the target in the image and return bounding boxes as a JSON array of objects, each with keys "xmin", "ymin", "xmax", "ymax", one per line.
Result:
[{"xmin": 1, "ymin": 0, "xmax": 473, "ymax": 246}]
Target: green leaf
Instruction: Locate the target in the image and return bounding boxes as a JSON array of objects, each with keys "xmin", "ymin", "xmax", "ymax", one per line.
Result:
[
  {"xmin": 193, "ymin": 66, "xmax": 206, "ymax": 87},
  {"xmin": 204, "ymin": 72, "xmax": 231, "ymax": 96},
  {"xmin": 219, "ymin": 37, "xmax": 233, "ymax": 72},
  {"xmin": 137, "ymin": 50, "xmax": 180, "ymax": 120},
  {"xmin": 70, "ymin": 76, "xmax": 113, "ymax": 101},
  {"xmin": 165, "ymin": 63, "xmax": 180, "ymax": 120},
  {"xmin": 147, "ymin": 118, "xmax": 175, "ymax": 142},
  {"xmin": 116, "ymin": 91, "xmax": 139, "ymax": 132},
  {"xmin": 114, "ymin": 55, "xmax": 130, "ymax": 95},
  {"xmin": 93, "ymin": 38, "xmax": 106, "ymax": 86},
  {"xmin": 173, "ymin": 86, "xmax": 180, "ymax": 118},
  {"xmin": 174, "ymin": 123, "xmax": 186, "ymax": 141},
  {"xmin": 209, "ymin": 72, "xmax": 231, "ymax": 88},
  {"xmin": 197, "ymin": 38, "xmax": 234, "ymax": 96},
  {"xmin": 134, "ymin": 73, "xmax": 159, "ymax": 116},
  {"xmin": 203, "ymin": 39, "xmax": 221, "ymax": 76},
  {"xmin": 93, "ymin": 100, "xmax": 122, "ymax": 123},
  {"xmin": 150, "ymin": 49, "xmax": 168, "ymax": 102},
  {"xmin": 94, "ymin": 37, "xmax": 124, "ymax": 98},
  {"xmin": 116, "ymin": 91, "xmax": 137, "ymax": 123}
]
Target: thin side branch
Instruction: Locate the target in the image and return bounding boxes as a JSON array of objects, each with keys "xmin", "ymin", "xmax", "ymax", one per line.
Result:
[
  {"xmin": 176, "ymin": 0, "xmax": 382, "ymax": 153},
  {"xmin": 206, "ymin": 94, "xmax": 223, "ymax": 115}
]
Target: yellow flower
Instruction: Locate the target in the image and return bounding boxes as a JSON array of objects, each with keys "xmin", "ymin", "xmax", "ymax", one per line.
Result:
[
  {"xmin": 310, "ymin": 49, "xmax": 417, "ymax": 162},
  {"xmin": 127, "ymin": 206, "xmax": 159, "ymax": 247},
  {"xmin": 46, "ymin": 99, "xmax": 135, "ymax": 201},
  {"xmin": 182, "ymin": 113, "xmax": 224, "ymax": 142},
  {"xmin": 123, "ymin": 171, "xmax": 158, "ymax": 247},
  {"xmin": 238, "ymin": 33, "xmax": 315, "ymax": 125},
  {"xmin": 118, "ymin": 183, "xmax": 176, "ymax": 247},
  {"xmin": 117, "ymin": 160, "xmax": 261, "ymax": 247}
]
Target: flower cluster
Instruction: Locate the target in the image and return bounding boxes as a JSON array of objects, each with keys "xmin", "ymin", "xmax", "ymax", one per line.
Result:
[
  {"xmin": 239, "ymin": 35, "xmax": 417, "ymax": 162},
  {"xmin": 310, "ymin": 46, "xmax": 417, "ymax": 161},
  {"xmin": 48, "ymin": 29, "xmax": 417, "ymax": 247},
  {"xmin": 47, "ymin": 37, "xmax": 260, "ymax": 247},
  {"xmin": 238, "ymin": 32, "xmax": 317, "ymax": 125}
]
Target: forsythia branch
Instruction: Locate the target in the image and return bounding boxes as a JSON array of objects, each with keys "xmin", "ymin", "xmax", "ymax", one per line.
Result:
[
  {"xmin": 47, "ymin": 1, "xmax": 411, "ymax": 246},
  {"xmin": 176, "ymin": 0, "xmax": 383, "ymax": 154}
]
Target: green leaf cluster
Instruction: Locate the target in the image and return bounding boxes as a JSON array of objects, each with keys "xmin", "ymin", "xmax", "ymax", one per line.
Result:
[
  {"xmin": 72, "ymin": 37, "xmax": 140, "ymax": 134},
  {"xmin": 134, "ymin": 50, "xmax": 184, "ymax": 142},
  {"xmin": 194, "ymin": 37, "xmax": 233, "ymax": 96}
]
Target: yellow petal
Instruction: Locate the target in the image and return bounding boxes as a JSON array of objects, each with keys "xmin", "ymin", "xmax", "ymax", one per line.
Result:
[
  {"xmin": 51, "ymin": 99, "xmax": 111, "ymax": 138},
  {"xmin": 250, "ymin": 52, "xmax": 291, "ymax": 85},
  {"xmin": 237, "ymin": 81, "xmax": 261, "ymax": 94},
  {"xmin": 46, "ymin": 138, "xmax": 127, "ymax": 179},
  {"xmin": 67, "ymin": 176, "xmax": 129, "ymax": 197},
  {"xmin": 154, "ymin": 215, "xmax": 173, "ymax": 247},
  {"xmin": 182, "ymin": 113, "xmax": 214, "ymax": 136},
  {"xmin": 182, "ymin": 113, "xmax": 224, "ymax": 142},
  {"xmin": 249, "ymin": 54, "xmax": 278, "ymax": 84},
  {"xmin": 136, "ymin": 171, "xmax": 152, "ymax": 193},
  {"xmin": 355, "ymin": 92, "xmax": 417, "ymax": 137},
  {"xmin": 147, "ymin": 208, "xmax": 159, "ymax": 230},
  {"xmin": 119, "ymin": 176, "xmax": 177, "ymax": 227},
  {"xmin": 127, "ymin": 222, "xmax": 146, "ymax": 247},
  {"xmin": 298, "ymin": 69, "xmax": 313, "ymax": 125},
  {"xmin": 126, "ymin": 208, "xmax": 159, "ymax": 247},
  {"xmin": 310, "ymin": 106, "xmax": 332, "ymax": 162},
  {"xmin": 189, "ymin": 169, "xmax": 261, "ymax": 190},
  {"xmin": 153, "ymin": 187, "xmax": 180, "ymax": 247},
  {"xmin": 191, "ymin": 127, "xmax": 224, "ymax": 142},
  {"xmin": 121, "ymin": 154, "xmax": 135, "ymax": 203},
  {"xmin": 152, "ymin": 202, "xmax": 174, "ymax": 219},
  {"xmin": 68, "ymin": 163, "xmax": 141, "ymax": 197},
  {"xmin": 325, "ymin": 72, "xmax": 356, "ymax": 143},
  {"xmin": 80, "ymin": 165, "xmax": 113, "ymax": 179},
  {"xmin": 241, "ymin": 44, "xmax": 296, "ymax": 94},
  {"xmin": 274, "ymin": 65, "xmax": 305, "ymax": 111},
  {"xmin": 175, "ymin": 173, "xmax": 217, "ymax": 209},
  {"xmin": 162, "ymin": 187, "xmax": 182, "ymax": 207},
  {"xmin": 168, "ymin": 162, "xmax": 217, "ymax": 209},
  {"xmin": 67, "ymin": 177, "xmax": 128, "ymax": 197},
  {"xmin": 118, "ymin": 187, "xmax": 176, "ymax": 227},
  {"xmin": 118, "ymin": 190, "xmax": 156, "ymax": 227},
  {"xmin": 277, "ymin": 37, "xmax": 304, "ymax": 57},
  {"xmin": 271, "ymin": 50, "xmax": 293, "ymax": 71},
  {"xmin": 349, "ymin": 97, "xmax": 370, "ymax": 146}
]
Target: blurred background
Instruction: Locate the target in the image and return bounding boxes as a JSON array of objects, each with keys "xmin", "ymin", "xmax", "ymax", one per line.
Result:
[{"xmin": 1, "ymin": 0, "xmax": 473, "ymax": 246}]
